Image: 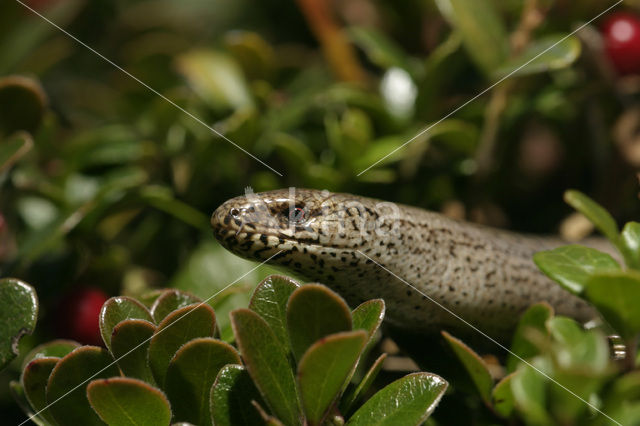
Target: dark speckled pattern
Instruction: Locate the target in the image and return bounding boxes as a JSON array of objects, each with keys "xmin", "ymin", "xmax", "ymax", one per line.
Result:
[{"xmin": 211, "ymin": 188, "xmax": 599, "ymax": 339}]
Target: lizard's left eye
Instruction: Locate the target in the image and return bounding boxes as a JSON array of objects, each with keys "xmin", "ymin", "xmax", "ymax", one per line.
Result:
[{"xmin": 288, "ymin": 206, "xmax": 306, "ymax": 224}]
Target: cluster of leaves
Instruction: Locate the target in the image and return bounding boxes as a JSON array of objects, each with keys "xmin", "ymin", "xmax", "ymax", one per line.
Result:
[
  {"xmin": 440, "ymin": 190, "xmax": 640, "ymax": 425},
  {"xmin": 12, "ymin": 275, "xmax": 448, "ymax": 425}
]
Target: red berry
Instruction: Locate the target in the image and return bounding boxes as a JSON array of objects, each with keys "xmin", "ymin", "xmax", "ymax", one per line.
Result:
[
  {"xmin": 601, "ymin": 12, "xmax": 640, "ymax": 75},
  {"xmin": 57, "ymin": 287, "xmax": 109, "ymax": 346}
]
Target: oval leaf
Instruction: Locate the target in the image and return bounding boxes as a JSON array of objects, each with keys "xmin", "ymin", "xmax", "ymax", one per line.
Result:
[
  {"xmin": 110, "ymin": 319, "xmax": 156, "ymax": 384},
  {"xmin": 533, "ymin": 245, "xmax": 620, "ymax": 295},
  {"xmin": 585, "ymin": 271, "xmax": 640, "ymax": 340},
  {"xmin": 0, "ymin": 75, "xmax": 47, "ymax": 135},
  {"xmin": 148, "ymin": 304, "xmax": 216, "ymax": 387},
  {"xmin": 100, "ymin": 296, "xmax": 153, "ymax": 351},
  {"xmin": 298, "ymin": 331, "xmax": 367, "ymax": 424},
  {"xmin": 87, "ymin": 377, "xmax": 171, "ymax": 426},
  {"xmin": 0, "ymin": 278, "xmax": 38, "ymax": 370},
  {"xmin": 435, "ymin": 0, "xmax": 508, "ymax": 74},
  {"xmin": 287, "ymin": 284, "xmax": 352, "ymax": 360},
  {"xmin": 231, "ymin": 308, "xmax": 302, "ymax": 426},
  {"xmin": 46, "ymin": 346, "xmax": 120, "ymax": 426},
  {"xmin": 211, "ymin": 364, "xmax": 266, "ymax": 426},
  {"xmin": 564, "ymin": 190, "xmax": 619, "ymax": 245},
  {"xmin": 442, "ymin": 331, "xmax": 492, "ymax": 404},
  {"xmin": 621, "ymin": 222, "xmax": 640, "ymax": 269},
  {"xmin": 22, "ymin": 340, "xmax": 80, "ymax": 370},
  {"xmin": 21, "ymin": 357, "xmax": 59, "ymax": 425},
  {"xmin": 352, "ymin": 299, "xmax": 385, "ymax": 348},
  {"xmin": 150, "ymin": 290, "xmax": 202, "ymax": 324},
  {"xmin": 507, "ymin": 303, "xmax": 553, "ymax": 373},
  {"xmin": 249, "ymin": 275, "xmax": 300, "ymax": 352},
  {"xmin": 165, "ymin": 338, "xmax": 241, "ymax": 425},
  {"xmin": 340, "ymin": 353, "xmax": 388, "ymax": 416},
  {"xmin": 346, "ymin": 372, "xmax": 448, "ymax": 425},
  {"xmin": 492, "ymin": 373, "xmax": 516, "ymax": 418},
  {"xmin": 493, "ymin": 35, "xmax": 581, "ymax": 80}
]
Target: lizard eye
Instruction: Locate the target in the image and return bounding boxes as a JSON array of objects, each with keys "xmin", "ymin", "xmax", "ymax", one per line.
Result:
[
  {"xmin": 288, "ymin": 206, "xmax": 306, "ymax": 224},
  {"xmin": 230, "ymin": 208, "xmax": 240, "ymax": 217}
]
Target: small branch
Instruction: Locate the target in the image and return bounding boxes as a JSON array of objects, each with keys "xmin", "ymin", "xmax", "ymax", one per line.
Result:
[{"xmin": 295, "ymin": 0, "xmax": 366, "ymax": 83}]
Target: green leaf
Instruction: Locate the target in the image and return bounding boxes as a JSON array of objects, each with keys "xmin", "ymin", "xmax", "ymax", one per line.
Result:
[
  {"xmin": 287, "ymin": 284, "xmax": 352, "ymax": 360},
  {"xmin": 248, "ymin": 275, "xmax": 300, "ymax": 353},
  {"xmin": 297, "ymin": 331, "xmax": 367, "ymax": 424},
  {"xmin": 348, "ymin": 27, "xmax": 413, "ymax": 73},
  {"xmin": 0, "ymin": 278, "xmax": 38, "ymax": 370},
  {"xmin": 435, "ymin": 0, "xmax": 509, "ymax": 74},
  {"xmin": 46, "ymin": 346, "xmax": 120, "ymax": 426},
  {"xmin": 533, "ymin": 245, "xmax": 620, "ymax": 295},
  {"xmin": 492, "ymin": 373, "xmax": 516, "ymax": 418},
  {"xmin": 210, "ymin": 365, "xmax": 266, "ymax": 426},
  {"xmin": 231, "ymin": 308, "xmax": 302, "ymax": 426},
  {"xmin": 0, "ymin": 131, "xmax": 33, "ymax": 172},
  {"xmin": 22, "ymin": 340, "xmax": 80, "ymax": 370},
  {"xmin": 352, "ymin": 299, "xmax": 385, "ymax": 349},
  {"xmin": 148, "ymin": 304, "xmax": 216, "ymax": 387},
  {"xmin": 165, "ymin": 338, "xmax": 241, "ymax": 425},
  {"xmin": 22, "ymin": 357, "xmax": 59, "ymax": 425},
  {"xmin": 442, "ymin": 331, "xmax": 492, "ymax": 404},
  {"xmin": 346, "ymin": 372, "xmax": 448, "ymax": 425},
  {"xmin": 546, "ymin": 317, "xmax": 610, "ymax": 371},
  {"xmin": 493, "ymin": 35, "xmax": 581, "ymax": 80},
  {"xmin": 150, "ymin": 289, "xmax": 202, "ymax": 324},
  {"xmin": 511, "ymin": 363, "xmax": 551, "ymax": 425},
  {"xmin": 87, "ymin": 377, "xmax": 171, "ymax": 426},
  {"xmin": 340, "ymin": 353, "xmax": 387, "ymax": 416},
  {"xmin": 0, "ymin": 76, "xmax": 47, "ymax": 136},
  {"xmin": 507, "ymin": 303, "xmax": 553, "ymax": 373},
  {"xmin": 110, "ymin": 319, "xmax": 156, "ymax": 384},
  {"xmin": 621, "ymin": 222, "xmax": 640, "ymax": 269},
  {"xmin": 564, "ymin": 190, "xmax": 619, "ymax": 245},
  {"xmin": 175, "ymin": 49, "xmax": 253, "ymax": 111},
  {"xmin": 99, "ymin": 296, "xmax": 154, "ymax": 351},
  {"xmin": 585, "ymin": 271, "xmax": 640, "ymax": 340}
]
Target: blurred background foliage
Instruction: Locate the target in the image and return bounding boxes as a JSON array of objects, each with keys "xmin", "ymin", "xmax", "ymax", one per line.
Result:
[{"xmin": 2, "ymin": 0, "xmax": 640, "ymax": 423}]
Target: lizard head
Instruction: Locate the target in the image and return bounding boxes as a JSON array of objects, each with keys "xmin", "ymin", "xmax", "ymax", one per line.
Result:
[{"xmin": 211, "ymin": 188, "xmax": 401, "ymax": 268}]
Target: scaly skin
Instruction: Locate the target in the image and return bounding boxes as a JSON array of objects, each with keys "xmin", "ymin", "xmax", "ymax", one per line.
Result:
[{"xmin": 211, "ymin": 188, "xmax": 599, "ymax": 339}]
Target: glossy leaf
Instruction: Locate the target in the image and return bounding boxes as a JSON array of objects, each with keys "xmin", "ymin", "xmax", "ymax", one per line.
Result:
[
  {"xmin": 442, "ymin": 331, "xmax": 492, "ymax": 404},
  {"xmin": 493, "ymin": 35, "xmax": 581, "ymax": 79},
  {"xmin": 585, "ymin": 271, "xmax": 640, "ymax": 340},
  {"xmin": 110, "ymin": 319, "xmax": 156, "ymax": 384},
  {"xmin": 150, "ymin": 289, "xmax": 202, "ymax": 324},
  {"xmin": 349, "ymin": 27, "xmax": 413, "ymax": 73},
  {"xmin": 99, "ymin": 296, "xmax": 153, "ymax": 351},
  {"xmin": 346, "ymin": 372, "xmax": 448, "ymax": 425},
  {"xmin": 0, "ymin": 131, "xmax": 33, "ymax": 172},
  {"xmin": 148, "ymin": 304, "xmax": 216, "ymax": 387},
  {"xmin": 547, "ymin": 317, "xmax": 609, "ymax": 371},
  {"xmin": 287, "ymin": 284, "xmax": 352, "ymax": 360},
  {"xmin": 165, "ymin": 338, "xmax": 241, "ymax": 425},
  {"xmin": 507, "ymin": 303, "xmax": 553, "ymax": 372},
  {"xmin": 340, "ymin": 353, "xmax": 387, "ymax": 416},
  {"xmin": 492, "ymin": 373, "xmax": 516, "ymax": 418},
  {"xmin": 21, "ymin": 357, "xmax": 59, "ymax": 425},
  {"xmin": 0, "ymin": 278, "xmax": 38, "ymax": 370},
  {"xmin": 511, "ymin": 363, "xmax": 551, "ymax": 425},
  {"xmin": 46, "ymin": 346, "xmax": 120, "ymax": 426},
  {"xmin": 533, "ymin": 245, "xmax": 620, "ymax": 295},
  {"xmin": 210, "ymin": 365, "xmax": 266, "ymax": 426},
  {"xmin": 435, "ymin": 0, "xmax": 508, "ymax": 74},
  {"xmin": 248, "ymin": 275, "xmax": 299, "ymax": 351},
  {"xmin": 564, "ymin": 190, "xmax": 619, "ymax": 245},
  {"xmin": 297, "ymin": 331, "xmax": 366, "ymax": 424},
  {"xmin": 231, "ymin": 308, "xmax": 302, "ymax": 426},
  {"xmin": 22, "ymin": 340, "xmax": 80, "ymax": 370},
  {"xmin": 621, "ymin": 222, "xmax": 640, "ymax": 269},
  {"xmin": 87, "ymin": 377, "xmax": 171, "ymax": 426},
  {"xmin": 352, "ymin": 299, "xmax": 385, "ymax": 349}
]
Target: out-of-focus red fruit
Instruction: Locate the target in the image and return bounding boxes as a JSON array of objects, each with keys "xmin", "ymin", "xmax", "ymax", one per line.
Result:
[
  {"xmin": 601, "ymin": 12, "xmax": 640, "ymax": 75},
  {"xmin": 57, "ymin": 287, "xmax": 109, "ymax": 346}
]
